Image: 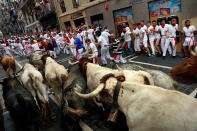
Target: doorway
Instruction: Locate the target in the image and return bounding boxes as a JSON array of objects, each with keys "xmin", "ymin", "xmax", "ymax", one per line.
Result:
[{"xmin": 74, "ymin": 18, "xmax": 85, "ymax": 28}]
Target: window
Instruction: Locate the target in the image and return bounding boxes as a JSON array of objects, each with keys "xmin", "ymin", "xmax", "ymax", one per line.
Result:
[
  {"xmin": 73, "ymin": 0, "xmax": 79, "ymax": 8},
  {"xmin": 58, "ymin": 0, "xmax": 66, "ymax": 13}
]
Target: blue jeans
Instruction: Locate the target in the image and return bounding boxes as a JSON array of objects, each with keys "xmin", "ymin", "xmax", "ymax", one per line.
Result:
[{"xmin": 123, "ymin": 41, "xmax": 134, "ymax": 55}]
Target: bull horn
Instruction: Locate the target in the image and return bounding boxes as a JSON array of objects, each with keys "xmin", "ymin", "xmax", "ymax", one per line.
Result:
[
  {"xmin": 68, "ymin": 59, "xmax": 79, "ymax": 66},
  {"xmin": 74, "ymin": 83, "xmax": 105, "ymax": 99},
  {"xmin": 116, "ymin": 64, "xmax": 124, "ymax": 76},
  {"xmin": 88, "ymin": 53, "xmax": 96, "ymax": 59}
]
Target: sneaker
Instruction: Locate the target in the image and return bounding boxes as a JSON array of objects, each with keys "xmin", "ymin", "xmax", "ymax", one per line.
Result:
[{"xmin": 114, "ymin": 59, "xmax": 120, "ymax": 63}]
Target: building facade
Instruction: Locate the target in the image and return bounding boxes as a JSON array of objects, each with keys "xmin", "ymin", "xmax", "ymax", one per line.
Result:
[
  {"xmin": 55, "ymin": 0, "xmax": 197, "ymax": 34},
  {"xmin": 0, "ymin": 0, "xmax": 25, "ymax": 36},
  {"xmin": 19, "ymin": 0, "xmax": 59, "ymax": 33}
]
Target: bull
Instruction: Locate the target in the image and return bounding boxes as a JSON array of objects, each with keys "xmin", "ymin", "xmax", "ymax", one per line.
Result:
[
  {"xmin": 69, "ymin": 57, "xmax": 154, "ymax": 114},
  {"xmin": 0, "ymin": 55, "xmax": 16, "ymax": 76},
  {"xmin": 108, "ymin": 63, "xmax": 177, "ymax": 90},
  {"xmin": 171, "ymin": 47, "xmax": 197, "ymax": 83},
  {"xmin": 63, "ymin": 62, "xmax": 88, "ymax": 118},
  {"xmin": 19, "ymin": 63, "xmax": 55, "ymax": 121},
  {"xmin": 41, "ymin": 55, "xmax": 68, "ymax": 105},
  {"xmin": 115, "ymin": 82, "xmax": 197, "ymax": 131},
  {"xmin": 0, "ymin": 77, "xmax": 42, "ymax": 131},
  {"xmin": 27, "ymin": 53, "xmax": 44, "ymax": 71}
]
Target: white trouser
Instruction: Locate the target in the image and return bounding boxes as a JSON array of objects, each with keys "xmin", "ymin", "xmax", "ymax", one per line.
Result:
[
  {"xmin": 163, "ymin": 38, "xmax": 176, "ymax": 56},
  {"xmin": 161, "ymin": 36, "xmax": 172, "ymax": 54},
  {"xmin": 155, "ymin": 36, "xmax": 161, "ymax": 45},
  {"xmin": 93, "ymin": 52, "xmax": 98, "ymax": 64},
  {"xmin": 89, "ymin": 36, "xmax": 95, "ymax": 42},
  {"xmin": 134, "ymin": 38, "xmax": 141, "ymax": 52},
  {"xmin": 106, "ymin": 47, "xmax": 113, "ymax": 60},
  {"xmin": 114, "ymin": 54, "xmax": 126, "ymax": 63},
  {"xmin": 64, "ymin": 45, "xmax": 70, "ymax": 55},
  {"xmin": 4, "ymin": 47, "xmax": 13, "ymax": 57},
  {"xmin": 101, "ymin": 47, "xmax": 108, "ymax": 65},
  {"xmin": 83, "ymin": 41, "xmax": 88, "ymax": 51},
  {"xmin": 183, "ymin": 36, "xmax": 195, "ymax": 47},
  {"xmin": 70, "ymin": 46, "xmax": 76, "ymax": 57},
  {"xmin": 149, "ymin": 38, "xmax": 156, "ymax": 55},
  {"xmin": 54, "ymin": 47, "xmax": 60, "ymax": 55},
  {"xmin": 49, "ymin": 51, "xmax": 55, "ymax": 56},
  {"xmin": 76, "ymin": 48, "xmax": 83, "ymax": 60}
]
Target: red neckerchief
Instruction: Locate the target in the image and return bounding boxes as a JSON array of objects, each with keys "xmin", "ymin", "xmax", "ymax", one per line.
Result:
[
  {"xmin": 153, "ymin": 25, "xmax": 156, "ymax": 30},
  {"xmin": 171, "ymin": 23, "xmax": 176, "ymax": 26},
  {"xmin": 133, "ymin": 27, "xmax": 136, "ymax": 30},
  {"xmin": 186, "ymin": 25, "xmax": 190, "ymax": 29},
  {"xmin": 141, "ymin": 24, "xmax": 144, "ymax": 28},
  {"xmin": 161, "ymin": 24, "xmax": 165, "ymax": 28}
]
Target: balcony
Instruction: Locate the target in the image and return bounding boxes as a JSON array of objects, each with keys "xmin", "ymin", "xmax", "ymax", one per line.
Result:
[{"xmin": 36, "ymin": 2, "xmax": 55, "ymax": 22}]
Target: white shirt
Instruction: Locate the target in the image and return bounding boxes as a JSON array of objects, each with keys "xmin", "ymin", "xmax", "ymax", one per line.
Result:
[
  {"xmin": 31, "ymin": 43, "xmax": 40, "ymax": 51},
  {"xmin": 57, "ymin": 36, "xmax": 64, "ymax": 43},
  {"xmin": 18, "ymin": 43, "xmax": 24, "ymax": 50},
  {"xmin": 154, "ymin": 25, "xmax": 161, "ymax": 38},
  {"xmin": 159, "ymin": 24, "xmax": 168, "ymax": 36},
  {"xmin": 88, "ymin": 42, "xmax": 98, "ymax": 54},
  {"xmin": 98, "ymin": 36, "xmax": 108, "ymax": 48},
  {"xmin": 183, "ymin": 25, "xmax": 196, "ymax": 37},
  {"xmin": 140, "ymin": 28, "xmax": 147, "ymax": 40},
  {"xmin": 101, "ymin": 31, "xmax": 110, "ymax": 44},
  {"xmin": 148, "ymin": 26, "xmax": 155, "ymax": 39},
  {"xmin": 122, "ymin": 30, "xmax": 132, "ymax": 42},
  {"xmin": 141, "ymin": 25, "xmax": 147, "ymax": 32},
  {"xmin": 70, "ymin": 37, "xmax": 75, "ymax": 46},
  {"xmin": 87, "ymin": 29, "xmax": 94, "ymax": 37},
  {"xmin": 44, "ymin": 34, "xmax": 48, "ymax": 39},
  {"xmin": 165, "ymin": 24, "xmax": 178, "ymax": 37},
  {"xmin": 133, "ymin": 28, "xmax": 140, "ymax": 39},
  {"xmin": 77, "ymin": 33, "xmax": 82, "ymax": 41}
]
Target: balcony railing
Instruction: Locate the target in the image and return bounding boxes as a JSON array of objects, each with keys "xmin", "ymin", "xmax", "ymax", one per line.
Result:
[{"xmin": 35, "ymin": 2, "xmax": 54, "ymax": 21}]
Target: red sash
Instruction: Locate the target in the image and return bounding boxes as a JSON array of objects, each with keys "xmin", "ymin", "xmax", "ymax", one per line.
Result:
[
  {"xmin": 125, "ymin": 42, "xmax": 128, "ymax": 49},
  {"xmin": 172, "ymin": 37, "xmax": 177, "ymax": 50},
  {"xmin": 75, "ymin": 50, "xmax": 78, "ymax": 60},
  {"xmin": 113, "ymin": 54, "xmax": 118, "ymax": 60},
  {"xmin": 94, "ymin": 56, "xmax": 98, "ymax": 64},
  {"xmin": 154, "ymin": 38, "xmax": 158, "ymax": 46},
  {"xmin": 187, "ymin": 36, "xmax": 195, "ymax": 55}
]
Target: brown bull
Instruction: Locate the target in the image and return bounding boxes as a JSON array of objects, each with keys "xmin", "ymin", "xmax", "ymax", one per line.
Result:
[
  {"xmin": 1, "ymin": 55, "xmax": 16, "ymax": 76},
  {"xmin": 171, "ymin": 56, "xmax": 197, "ymax": 83}
]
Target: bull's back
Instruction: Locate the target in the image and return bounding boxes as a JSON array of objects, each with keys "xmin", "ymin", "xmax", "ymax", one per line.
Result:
[
  {"xmin": 1, "ymin": 55, "xmax": 15, "ymax": 72},
  {"xmin": 124, "ymin": 84, "xmax": 197, "ymax": 131}
]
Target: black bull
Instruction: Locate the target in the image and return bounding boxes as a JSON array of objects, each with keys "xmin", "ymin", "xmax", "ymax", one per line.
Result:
[{"xmin": 0, "ymin": 77, "xmax": 42, "ymax": 131}]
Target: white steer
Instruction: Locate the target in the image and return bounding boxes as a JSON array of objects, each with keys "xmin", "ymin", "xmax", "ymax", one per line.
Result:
[
  {"xmin": 44, "ymin": 56, "xmax": 68, "ymax": 105},
  {"xmin": 118, "ymin": 82, "xmax": 197, "ymax": 131}
]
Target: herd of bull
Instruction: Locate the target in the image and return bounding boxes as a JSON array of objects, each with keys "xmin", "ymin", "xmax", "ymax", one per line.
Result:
[{"xmin": 0, "ymin": 48, "xmax": 197, "ymax": 131}]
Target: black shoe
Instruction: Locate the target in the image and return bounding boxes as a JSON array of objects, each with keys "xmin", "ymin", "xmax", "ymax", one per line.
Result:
[
  {"xmin": 162, "ymin": 56, "xmax": 166, "ymax": 60},
  {"xmin": 172, "ymin": 56, "xmax": 176, "ymax": 58}
]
